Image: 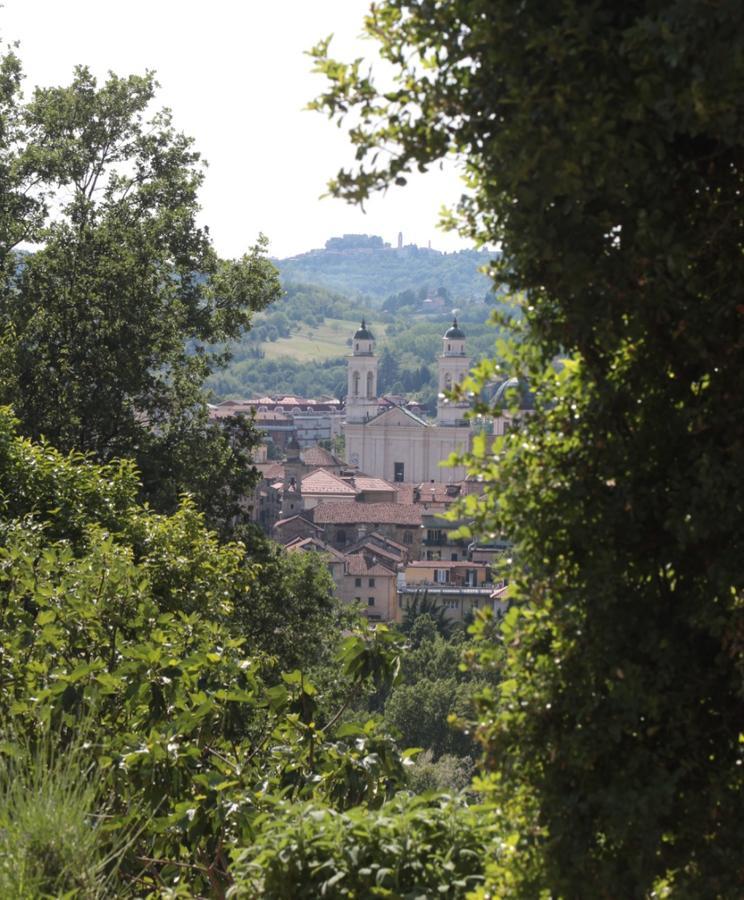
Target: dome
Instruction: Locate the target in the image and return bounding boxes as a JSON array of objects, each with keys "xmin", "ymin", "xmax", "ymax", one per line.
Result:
[
  {"xmin": 492, "ymin": 377, "xmax": 535, "ymax": 411},
  {"xmin": 353, "ymin": 319, "xmax": 375, "ymax": 341},
  {"xmin": 444, "ymin": 317, "xmax": 466, "ymax": 340}
]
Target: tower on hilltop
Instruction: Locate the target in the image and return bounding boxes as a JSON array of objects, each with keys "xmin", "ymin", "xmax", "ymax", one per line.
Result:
[{"xmin": 346, "ymin": 320, "xmax": 378, "ymax": 423}]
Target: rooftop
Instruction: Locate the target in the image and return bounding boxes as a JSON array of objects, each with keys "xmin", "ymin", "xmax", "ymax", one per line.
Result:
[
  {"xmin": 302, "ymin": 469, "xmax": 358, "ymax": 496},
  {"xmin": 313, "ymin": 501, "xmax": 423, "ymax": 526},
  {"xmin": 344, "ymin": 553, "xmax": 396, "ymax": 577}
]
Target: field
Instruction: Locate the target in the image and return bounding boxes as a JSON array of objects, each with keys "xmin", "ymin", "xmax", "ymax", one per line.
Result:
[{"xmin": 260, "ymin": 317, "xmax": 387, "ymax": 362}]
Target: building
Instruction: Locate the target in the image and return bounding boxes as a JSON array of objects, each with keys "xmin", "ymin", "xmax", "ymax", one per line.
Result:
[
  {"xmin": 208, "ymin": 396, "xmax": 344, "ymax": 450},
  {"xmin": 312, "ymin": 500, "xmax": 423, "ymax": 555},
  {"xmin": 398, "ymin": 560, "xmax": 506, "ymax": 623},
  {"xmin": 344, "ymin": 318, "xmax": 473, "ymax": 483}
]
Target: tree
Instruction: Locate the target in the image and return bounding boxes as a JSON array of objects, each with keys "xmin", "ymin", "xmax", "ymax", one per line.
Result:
[
  {"xmin": 313, "ymin": 3, "xmax": 744, "ymax": 896},
  {"xmin": 0, "ymin": 66, "xmax": 280, "ymax": 522}
]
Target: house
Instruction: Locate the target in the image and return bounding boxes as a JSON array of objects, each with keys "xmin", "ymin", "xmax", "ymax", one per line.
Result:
[
  {"xmin": 273, "ymin": 514, "xmax": 323, "ymax": 545},
  {"xmin": 398, "ymin": 560, "xmax": 504, "ymax": 623},
  {"xmin": 284, "ymin": 535, "xmax": 346, "ymax": 582},
  {"xmin": 312, "ymin": 500, "xmax": 423, "ymax": 555},
  {"xmin": 299, "ymin": 469, "xmax": 359, "ymax": 509},
  {"xmin": 336, "ymin": 553, "xmax": 398, "ymax": 622}
]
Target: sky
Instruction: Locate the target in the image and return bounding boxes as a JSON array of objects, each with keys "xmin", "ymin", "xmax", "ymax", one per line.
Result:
[{"xmin": 0, "ymin": 0, "xmax": 469, "ymax": 260}]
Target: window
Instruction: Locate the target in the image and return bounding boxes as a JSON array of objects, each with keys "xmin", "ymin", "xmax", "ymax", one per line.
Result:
[
  {"xmin": 434, "ymin": 569, "xmax": 450, "ymax": 584},
  {"xmin": 367, "ymin": 371, "xmax": 374, "ymax": 399},
  {"xmin": 369, "ymin": 578, "xmax": 375, "ymax": 587},
  {"xmin": 355, "ymin": 577, "xmax": 362, "ymax": 588},
  {"xmin": 337, "ymin": 529, "xmax": 347, "ymax": 545},
  {"xmin": 394, "ymin": 462, "xmax": 405, "ymax": 482},
  {"xmin": 451, "ymin": 552, "xmax": 458, "ymax": 561},
  {"xmin": 353, "ymin": 371, "xmax": 360, "ymax": 396},
  {"xmin": 403, "ymin": 531, "xmax": 413, "ymax": 545},
  {"xmin": 368, "ymin": 597, "xmax": 375, "ymax": 607}
]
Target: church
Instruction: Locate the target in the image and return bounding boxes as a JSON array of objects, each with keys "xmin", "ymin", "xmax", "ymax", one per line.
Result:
[{"xmin": 343, "ymin": 319, "xmax": 473, "ymax": 483}]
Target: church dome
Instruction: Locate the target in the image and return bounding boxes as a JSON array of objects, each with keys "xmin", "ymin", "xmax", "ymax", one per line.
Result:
[
  {"xmin": 353, "ymin": 319, "xmax": 374, "ymax": 341},
  {"xmin": 444, "ymin": 317, "xmax": 465, "ymax": 340},
  {"xmin": 492, "ymin": 377, "xmax": 535, "ymax": 411}
]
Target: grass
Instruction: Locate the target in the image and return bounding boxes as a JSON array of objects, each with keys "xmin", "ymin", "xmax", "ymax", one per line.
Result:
[
  {"xmin": 261, "ymin": 317, "xmax": 388, "ymax": 362},
  {"xmin": 0, "ymin": 727, "xmax": 128, "ymax": 899}
]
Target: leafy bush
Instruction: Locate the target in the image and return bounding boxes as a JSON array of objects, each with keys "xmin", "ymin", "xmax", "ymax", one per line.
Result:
[{"xmin": 230, "ymin": 793, "xmax": 488, "ymax": 899}]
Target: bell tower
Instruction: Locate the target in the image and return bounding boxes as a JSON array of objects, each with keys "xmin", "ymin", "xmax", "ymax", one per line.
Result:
[
  {"xmin": 346, "ymin": 320, "xmax": 379, "ymax": 423},
  {"xmin": 437, "ymin": 317, "xmax": 471, "ymax": 425}
]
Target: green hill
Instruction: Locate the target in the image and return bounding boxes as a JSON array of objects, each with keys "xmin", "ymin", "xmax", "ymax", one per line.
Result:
[{"xmin": 275, "ymin": 236, "xmax": 496, "ymax": 302}]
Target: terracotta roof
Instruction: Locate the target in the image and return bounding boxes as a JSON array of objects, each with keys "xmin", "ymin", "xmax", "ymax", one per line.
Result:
[
  {"xmin": 415, "ymin": 482, "xmax": 462, "ymax": 503},
  {"xmin": 285, "ymin": 536, "xmax": 346, "ymax": 561},
  {"xmin": 273, "ymin": 514, "xmax": 322, "ymax": 531},
  {"xmin": 301, "ymin": 469, "xmax": 358, "ymax": 496},
  {"xmin": 301, "ymin": 446, "xmax": 343, "ymax": 468},
  {"xmin": 345, "ymin": 538, "xmax": 405, "ymax": 562},
  {"xmin": 354, "ymin": 476, "xmax": 396, "ymax": 493},
  {"xmin": 344, "ymin": 554, "xmax": 397, "ymax": 577},
  {"xmin": 313, "ymin": 502, "xmax": 422, "ymax": 526},
  {"xmin": 394, "ymin": 484, "xmax": 415, "ymax": 504},
  {"xmin": 366, "ymin": 531, "xmax": 409, "ymax": 552}
]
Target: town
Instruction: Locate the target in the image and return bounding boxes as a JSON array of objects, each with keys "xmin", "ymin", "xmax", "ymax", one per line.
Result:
[{"xmin": 209, "ymin": 318, "xmax": 531, "ymax": 624}]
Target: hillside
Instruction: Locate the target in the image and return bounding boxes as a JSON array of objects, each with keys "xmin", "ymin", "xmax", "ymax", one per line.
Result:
[
  {"xmin": 275, "ymin": 234, "xmax": 496, "ymax": 302},
  {"xmin": 207, "ymin": 235, "xmax": 507, "ymax": 402}
]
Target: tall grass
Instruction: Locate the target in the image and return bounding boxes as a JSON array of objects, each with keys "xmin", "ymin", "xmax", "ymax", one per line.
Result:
[{"xmin": 0, "ymin": 726, "xmax": 124, "ymax": 898}]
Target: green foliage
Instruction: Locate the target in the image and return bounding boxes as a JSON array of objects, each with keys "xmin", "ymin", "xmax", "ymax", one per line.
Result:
[
  {"xmin": 0, "ymin": 729, "xmax": 123, "ymax": 899},
  {"xmin": 314, "ymin": 1, "xmax": 744, "ymax": 895},
  {"xmin": 0, "ymin": 64, "xmax": 280, "ymax": 523},
  {"xmin": 406, "ymin": 750, "xmax": 475, "ymax": 795},
  {"xmin": 0, "ymin": 410, "xmax": 412, "ymax": 894},
  {"xmin": 230, "ymin": 793, "xmax": 489, "ymax": 898},
  {"xmin": 231, "ymin": 535, "xmax": 349, "ymax": 671},
  {"xmin": 277, "ymin": 242, "xmax": 493, "ymax": 301}
]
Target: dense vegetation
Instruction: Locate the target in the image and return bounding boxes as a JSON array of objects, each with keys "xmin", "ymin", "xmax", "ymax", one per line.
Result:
[
  {"xmin": 0, "ymin": 41, "xmax": 493, "ymax": 899},
  {"xmin": 314, "ymin": 0, "xmax": 744, "ymax": 895},
  {"xmin": 208, "ymin": 278, "xmax": 504, "ymax": 403},
  {"xmin": 276, "ymin": 239, "xmax": 494, "ymax": 300},
  {"xmin": 0, "ymin": 0, "xmax": 741, "ymax": 896}
]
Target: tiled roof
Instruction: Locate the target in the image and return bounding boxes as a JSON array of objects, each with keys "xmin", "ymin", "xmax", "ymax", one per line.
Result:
[
  {"xmin": 415, "ymin": 481, "xmax": 462, "ymax": 503},
  {"xmin": 301, "ymin": 469, "xmax": 358, "ymax": 495},
  {"xmin": 354, "ymin": 476, "xmax": 396, "ymax": 492},
  {"xmin": 366, "ymin": 531, "xmax": 409, "ymax": 552},
  {"xmin": 285, "ymin": 536, "xmax": 346, "ymax": 561},
  {"xmin": 313, "ymin": 502, "xmax": 422, "ymax": 526},
  {"xmin": 344, "ymin": 540, "xmax": 405, "ymax": 564},
  {"xmin": 344, "ymin": 554, "xmax": 397, "ymax": 577},
  {"xmin": 394, "ymin": 484, "xmax": 415, "ymax": 505},
  {"xmin": 273, "ymin": 514, "xmax": 322, "ymax": 531},
  {"xmin": 301, "ymin": 446, "xmax": 342, "ymax": 467}
]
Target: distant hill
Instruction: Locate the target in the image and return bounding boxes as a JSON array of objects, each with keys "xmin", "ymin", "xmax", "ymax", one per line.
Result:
[{"xmin": 275, "ymin": 235, "xmax": 496, "ymax": 302}]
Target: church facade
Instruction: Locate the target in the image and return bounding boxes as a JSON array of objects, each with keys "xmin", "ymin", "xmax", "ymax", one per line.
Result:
[{"xmin": 344, "ymin": 319, "xmax": 472, "ymax": 483}]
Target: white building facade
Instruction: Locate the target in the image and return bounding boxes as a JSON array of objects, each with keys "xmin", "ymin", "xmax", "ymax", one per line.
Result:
[{"xmin": 344, "ymin": 319, "xmax": 472, "ymax": 483}]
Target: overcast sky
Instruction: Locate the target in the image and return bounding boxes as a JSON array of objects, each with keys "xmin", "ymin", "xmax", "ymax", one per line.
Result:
[{"xmin": 0, "ymin": 0, "xmax": 469, "ymax": 259}]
